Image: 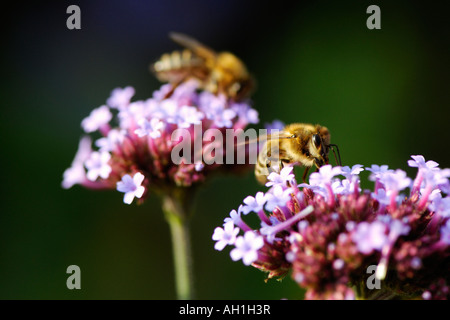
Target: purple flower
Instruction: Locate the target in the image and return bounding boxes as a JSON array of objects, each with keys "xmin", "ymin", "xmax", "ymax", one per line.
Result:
[
  {"xmin": 341, "ymin": 164, "xmax": 364, "ymax": 179},
  {"xmin": 408, "ymin": 155, "xmax": 439, "ymax": 170},
  {"xmin": 107, "ymin": 86, "xmax": 135, "ymax": 110},
  {"xmin": 265, "ymin": 166, "xmax": 295, "ymax": 188},
  {"xmin": 95, "ymin": 129, "xmax": 125, "ymax": 152},
  {"xmin": 177, "ymin": 106, "xmax": 204, "ymax": 128},
  {"xmin": 194, "ymin": 162, "xmax": 204, "ymax": 172},
  {"xmin": 371, "ymin": 188, "xmax": 391, "ymax": 206},
  {"xmin": 423, "ymin": 167, "xmax": 450, "ymax": 187},
  {"xmin": 230, "ymin": 231, "xmax": 264, "ymax": 265},
  {"xmin": 366, "ymin": 164, "xmax": 391, "ymax": 180},
  {"xmin": 134, "ymin": 118, "xmax": 166, "ymax": 138},
  {"xmin": 332, "ymin": 178, "xmax": 360, "ymax": 195},
  {"xmin": 241, "ymin": 192, "xmax": 267, "ymax": 215},
  {"xmin": 387, "ymin": 219, "xmax": 410, "ymax": 240},
  {"xmin": 264, "ymin": 119, "xmax": 285, "ymax": 133},
  {"xmin": 81, "ymin": 105, "xmax": 112, "ymax": 133},
  {"xmin": 232, "ymin": 102, "xmax": 259, "ymax": 125},
  {"xmin": 378, "ymin": 169, "xmax": 411, "ymax": 193},
  {"xmin": 64, "ymin": 80, "xmax": 259, "ymax": 203},
  {"xmin": 264, "ymin": 185, "xmax": 293, "ymax": 211},
  {"xmin": 352, "ymin": 221, "xmax": 388, "ymax": 254},
  {"xmin": 62, "ymin": 136, "xmax": 92, "ymax": 189},
  {"xmin": 198, "ymin": 92, "xmax": 236, "ymax": 128},
  {"xmin": 309, "ymin": 165, "xmax": 342, "ymax": 186},
  {"xmin": 116, "ymin": 172, "xmax": 145, "ymax": 204},
  {"xmin": 84, "ymin": 151, "xmax": 111, "ymax": 181},
  {"xmin": 213, "ymin": 155, "xmax": 450, "ymax": 299},
  {"xmin": 440, "ymin": 220, "xmax": 450, "ymax": 245},
  {"xmin": 212, "ymin": 221, "xmax": 240, "ymax": 251},
  {"xmin": 429, "ymin": 196, "xmax": 450, "ymax": 218},
  {"xmin": 260, "ymin": 216, "xmax": 282, "ymax": 243}
]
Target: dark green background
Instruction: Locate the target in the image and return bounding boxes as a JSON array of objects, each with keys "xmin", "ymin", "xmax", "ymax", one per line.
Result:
[{"xmin": 1, "ymin": 1, "xmax": 448, "ymax": 299}]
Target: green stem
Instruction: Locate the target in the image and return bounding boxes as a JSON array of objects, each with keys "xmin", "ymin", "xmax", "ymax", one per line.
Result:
[{"xmin": 162, "ymin": 192, "xmax": 195, "ymax": 300}]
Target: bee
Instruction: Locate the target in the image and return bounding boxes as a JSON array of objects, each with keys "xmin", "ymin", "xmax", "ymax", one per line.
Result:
[
  {"xmin": 151, "ymin": 32, "xmax": 254, "ymax": 101},
  {"xmin": 255, "ymin": 123, "xmax": 341, "ymax": 185}
]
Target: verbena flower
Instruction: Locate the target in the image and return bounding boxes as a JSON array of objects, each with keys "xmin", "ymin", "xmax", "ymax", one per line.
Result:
[
  {"xmin": 230, "ymin": 231, "xmax": 265, "ymax": 266},
  {"xmin": 62, "ymin": 79, "xmax": 259, "ymax": 204},
  {"xmin": 116, "ymin": 172, "xmax": 146, "ymax": 205},
  {"xmin": 213, "ymin": 156, "xmax": 450, "ymax": 299},
  {"xmin": 212, "ymin": 220, "xmax": 240, "ymax": 251}
]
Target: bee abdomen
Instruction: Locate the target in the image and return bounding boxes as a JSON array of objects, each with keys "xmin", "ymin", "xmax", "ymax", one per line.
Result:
[{"xmin": 153, "ymin": 49, "xmax": 204, "ymax": 73}]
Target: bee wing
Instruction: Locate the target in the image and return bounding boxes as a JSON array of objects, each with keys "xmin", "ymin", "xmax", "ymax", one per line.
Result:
[
  {"xmin": 234, "ymin": 131, "xmax": 293, "ymax": 148},
  {"xmin": 169, "ymin": 32, "xmax": 217, "ymax": 61}
]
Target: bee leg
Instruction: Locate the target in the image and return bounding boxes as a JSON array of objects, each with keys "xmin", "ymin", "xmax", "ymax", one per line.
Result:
[{"xmin": 302, "ymin": 166, "xmax": 310, "ymax": 182}]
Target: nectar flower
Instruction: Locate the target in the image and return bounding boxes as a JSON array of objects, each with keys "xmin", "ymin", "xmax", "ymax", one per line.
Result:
[
  {"xmin": 116, "ymin": 172, "xmax": 145, "ymax": 204},
  {"xmin": 84, "ymin": 151, "xmax": 112, "ymax": 181},
  {"xmin": 62, "ymin": 136, "xmax": 92, "ymax": 189},
  {"xmin": 81, "ymin": 105, "xmax": 112, "ymax": 133},
  {"xmin": 309, "ymin": 165, "xmax": 342, "ymax": 186},
  {"xmin": 408, "ymin": 155, "xmax": 439, "ymax": 171},
  {"xmin": 230, "ymin": 231, "xmax": 264, "ymax": 266},
  {"xmin": 212, "ymin": 221, "xmax": 240, "ymax": 251},
  {"xmin": 440, "ymin": 220, "xmax": 450, "ymax": 245},
  {"xmin": 264, "ymin": 119, "xmax": 285, "ymax": 133},
  {"xmin": 241, "ymin": 192, "xmax": 267, "ymax": 215},
  {"xmin": 379, "ymin": 169, "xmax": 411, "ymax": 193},
  {"xmin": 134, "ymin": 118, "xmax": 165, "ymax": 138},
  {"xmin": 107, "ymin": 86, "xmax": 135, "ymax": 110},
  {"xmin": 341, "ymin": 164, "xmax": 364, "ymax": 179},
  {"xmin": 352, "ymin": 221, "xmax": 387, "ymax": 254},
  {"xmin": 266, "ymin": 166, "xmax": 295, "ymax": 188},
  {"xmin": 63, "ymin": 81, "xmax": 259, "ymax": 204},
  {"xmin": 213, "ymin": 155, "xmax": 450, "ymax": 299}
]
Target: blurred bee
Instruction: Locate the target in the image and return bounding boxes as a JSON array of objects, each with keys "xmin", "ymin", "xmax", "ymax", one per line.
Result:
[
  {"xmin": 151, "ymin": 32, "xmax": 254, "ymax": 101},
  {"xmin": 255, "ymin": 123, "xmax": 341, "ymax": 185}
]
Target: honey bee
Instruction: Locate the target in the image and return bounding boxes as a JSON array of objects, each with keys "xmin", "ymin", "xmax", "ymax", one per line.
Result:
[
  {"xmin": 255, "ymin": 123, "xmax": 341, "ymax": 184},
  {"xmin": 151, "ymin": 32, "xmax": 254, "ymax": 101}
]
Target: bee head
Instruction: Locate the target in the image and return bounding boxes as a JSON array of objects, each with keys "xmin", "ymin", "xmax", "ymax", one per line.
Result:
[
  {"xmin": 308, "ymin": 126, "xmax": 331, "ymax": 168},
  {"xmin": 310, "ymin": 134, "xmax": 328, "ymax": 167},
  {"xmin": 311, "ymin": 127, "xmax": 342, "ymax": 167}
]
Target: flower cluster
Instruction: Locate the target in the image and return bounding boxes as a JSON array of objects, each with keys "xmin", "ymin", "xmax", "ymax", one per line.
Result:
[
  {"xmin": 212, "ymin": 156, "xmax": 450, "ymax": 299},
  {"xmin": 62, "ymin": 79, "xmax": 259, "ymax": 204}
]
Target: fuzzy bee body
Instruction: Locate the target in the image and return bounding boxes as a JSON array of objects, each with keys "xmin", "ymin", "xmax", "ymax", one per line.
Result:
[
  {"xmin": 152, "ymin": 49, "xmax": 209, "ymax": 84},
  {"xmin": 151, "ymin": 32, "xmax": 254, "ymax": 101},
  {"xmin": 255, "ymin": 123, "xmax": 340, "ymax": 184}
]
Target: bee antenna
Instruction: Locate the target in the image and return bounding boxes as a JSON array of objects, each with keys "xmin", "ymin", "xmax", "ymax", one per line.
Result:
[{"xmin": 329, "ymin": 144, "xmax": 342, "ymax": 166}]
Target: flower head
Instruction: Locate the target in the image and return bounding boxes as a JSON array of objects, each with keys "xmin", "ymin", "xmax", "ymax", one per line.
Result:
[
  {"xmin": 213, "ymin": 155, "xmax": 450, "ymax": 299},
  {"xmin": 63, "ymin": 81, "xmax": 259, "ymax": 203}
]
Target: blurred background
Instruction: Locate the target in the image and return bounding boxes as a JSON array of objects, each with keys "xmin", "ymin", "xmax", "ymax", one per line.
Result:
[{"xmin": 1, "ymin": 0, "xmax": 448, "ymax": 299}]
